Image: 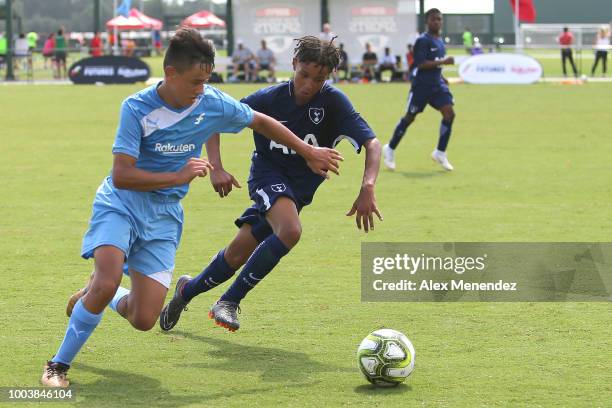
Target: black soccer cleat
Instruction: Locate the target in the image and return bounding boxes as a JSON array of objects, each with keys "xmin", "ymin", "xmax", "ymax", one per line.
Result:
[
  {"xmin": 159, "ymin": 275, "xmax": 192, "ymax": 331},
  {"xmin": 209, "ymin": 300, "xmax": 241, "ymax": 332}
]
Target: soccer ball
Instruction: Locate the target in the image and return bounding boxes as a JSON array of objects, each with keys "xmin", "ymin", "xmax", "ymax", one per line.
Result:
[{"xmin": 357, "ymin": 328, "xmax": 416, "ymax": 386}]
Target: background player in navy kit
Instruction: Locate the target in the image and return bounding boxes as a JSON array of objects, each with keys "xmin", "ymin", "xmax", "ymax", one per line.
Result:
[
  {"xmin": 160, "ymin": 36, "xmax": 382, "ymax": 332},
  {"xmin": 382, "ymin": 8, "xmax": 456, "ymax": 171}
]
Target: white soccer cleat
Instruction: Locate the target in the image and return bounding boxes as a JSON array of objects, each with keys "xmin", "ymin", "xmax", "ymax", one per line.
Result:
[
  {"xmin": 431, "ymin": 150, "xmax": 454, "ymax": 171},
  {"xmin": 382, "ymin": 144, "xmax": 396, "ymax": 170}
]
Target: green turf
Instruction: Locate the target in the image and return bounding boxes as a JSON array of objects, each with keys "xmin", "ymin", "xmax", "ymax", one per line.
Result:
[{"xmin": 0, "ymin": 82, "xmax": 610, "ymax": 407}]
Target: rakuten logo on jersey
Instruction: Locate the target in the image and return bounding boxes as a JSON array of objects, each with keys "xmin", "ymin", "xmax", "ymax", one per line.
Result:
[{"xmin": 155, "ymin": 143, "xmax": 197, "ymax": 155}]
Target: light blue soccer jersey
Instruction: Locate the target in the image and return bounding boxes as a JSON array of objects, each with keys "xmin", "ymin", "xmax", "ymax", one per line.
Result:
[{"xmin": 112, "ymin": 82, "xmax": 254, "ymax": 199}]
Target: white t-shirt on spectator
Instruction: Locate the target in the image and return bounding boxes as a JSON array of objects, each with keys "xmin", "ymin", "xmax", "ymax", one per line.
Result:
[
  {"xmin": 233, "ymin": 47, "xmax": 253, "ymax": 64},
  {"xmin": 257, "ymin": 49, "xmax": 274, "ymax": 65},
  {"xmin": 380, "ymin": 55, "xmax": 395, "ymax": 66}
]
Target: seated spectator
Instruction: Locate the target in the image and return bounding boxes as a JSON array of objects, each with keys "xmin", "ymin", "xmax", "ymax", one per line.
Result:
[
  {"xmin": 254, "ymin": 39, "xmax": 276, "ymax": 82},
  {"xmin": 405, "ymin": 43, "xmax": 415, "ymax": 82},
  {"xmin": 406, "ymin": 44, "xmax": 414, "ymax": 70},
  {"xmin": 393, "ymin": 55, "xmax": 405, "ymax": 81},
  {"xmin": 377, "ymin": 47, "xmax": 396, "ymax": 81},
  {"xmin": 361, "ymin": 42, "xmax": 377, "ymax": 80},
  {"xmin": 232, "ymin": 41, "xmax": 255, "ymax": 82},
  {"xmin": 333, "ymin": 43, "xmax": 349, "ymax": 82}
]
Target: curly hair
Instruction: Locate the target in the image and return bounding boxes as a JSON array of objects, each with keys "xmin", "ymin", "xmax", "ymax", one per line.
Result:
[{"xmin": 293, "ymin": 35, "xmax": 340, "ymax": 72}]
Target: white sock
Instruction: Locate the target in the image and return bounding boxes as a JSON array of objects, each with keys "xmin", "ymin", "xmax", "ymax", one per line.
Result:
[{"xmin": 109, "ymin": 286, "xmax": 130, "ymax": 313}]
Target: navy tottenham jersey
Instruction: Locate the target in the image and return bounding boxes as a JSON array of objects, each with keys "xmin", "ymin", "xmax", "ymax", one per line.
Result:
[
  {"xmin": 411, "ymin": 33, "xmax": 447, "ymax": 87},
  {"xmin": 241, "ymin": 81, "xmax": 375, "ymax": 177}
]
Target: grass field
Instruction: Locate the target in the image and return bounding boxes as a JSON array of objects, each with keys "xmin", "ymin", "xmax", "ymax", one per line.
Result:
[{"xmin": 1, "ymin": 81, "xmax": 611, "ymax": 407}]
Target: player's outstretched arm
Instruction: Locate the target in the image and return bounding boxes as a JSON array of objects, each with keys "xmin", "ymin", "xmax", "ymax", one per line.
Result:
[
  {"xmin": 346, "ymin": 138, "xmax": 383, "ymax": 233},
  {"xmin": 205, "ymin": 133, "xmax": 241, "ymax": 198},
  {"xmin": 112, "ymin": 153, "xmax": 213, "ymax": 191},
  {"xmin": 249, "ymin": 111, "xmax": 344, "ymax": 178},
  {"xmin": 418, "ymin": 56, "xmax": 454, "ymax": 71}
]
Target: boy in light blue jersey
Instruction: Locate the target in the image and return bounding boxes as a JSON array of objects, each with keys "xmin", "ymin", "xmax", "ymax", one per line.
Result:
[{"xmin": 41, "ymin": 28, "xmax": 342, "ymax": 387}]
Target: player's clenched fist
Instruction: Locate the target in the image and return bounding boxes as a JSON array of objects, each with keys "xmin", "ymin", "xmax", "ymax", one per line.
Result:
[
  {"xmin": 177, "ymin": 157, "xmax": 214, "ymax": 184},
  {"xmin": 305, "ymin": 147, "xmax": 344, "ymax": 179}
]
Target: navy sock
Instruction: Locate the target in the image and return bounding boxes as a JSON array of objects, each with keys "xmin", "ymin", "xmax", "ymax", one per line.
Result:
[
  {"xmin": 182, "ymin": 249, "xmax": 237, "ymax": 302},
  {"xmin": 437, "ymin": 119, "xmax": 453, "ymax": 152},
  {"xmin": 220, "ymin": 235, "xmax": 289, "ymax": 304},
  {"xmin": 389, "ymin": 118, "xmax": 409, "ymax": 150}
]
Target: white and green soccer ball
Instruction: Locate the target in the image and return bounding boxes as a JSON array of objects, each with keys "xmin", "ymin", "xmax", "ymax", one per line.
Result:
[{"xmin": 357, "ymin": 328, "xmax": 416, "ymax": 386}]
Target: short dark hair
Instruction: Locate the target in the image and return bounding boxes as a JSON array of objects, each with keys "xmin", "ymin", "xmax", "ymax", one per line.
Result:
[
  {"xmin": 425, "ymin": 8, "xmax": 441, "ymax": 20},
  {"xmin": 164, "ymin": 27, "xmax": 215, "ymax": 72},
  {"xmin": 293, "ymin": 35, "xmax": 340, "ymax": 72}
]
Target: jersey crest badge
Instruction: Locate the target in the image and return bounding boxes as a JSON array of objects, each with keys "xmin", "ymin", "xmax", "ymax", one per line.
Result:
[
  {"xmin": 271, "ymin": 183, "xmax": 286, "ymax": 193},
  {"xmin": 194, "ymin": 112, "xmax": 205, "ymax": 125},
  {"xmin": 308, "ymin": 108, "xmax": 325, "ymax": 125}
]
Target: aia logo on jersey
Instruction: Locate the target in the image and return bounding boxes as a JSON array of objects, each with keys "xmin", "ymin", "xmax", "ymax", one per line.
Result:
[
  {"xmin": 309, "ymin": 108, "xmax": 324, "ymax": 125},
  {"xmin": 271, "ymin": 184, "xmax": 286, "ymax": 193}
]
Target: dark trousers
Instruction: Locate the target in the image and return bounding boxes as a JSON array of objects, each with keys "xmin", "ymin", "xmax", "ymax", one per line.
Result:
[
  {"xmin": 337, "ymin": 64, "xmax": 349, "ymax": 80},
  {"xmin": 561, "ymin": 49, "xmax": 577, "ymax": 76},
  {"xmin": 591, "ymin": 50, "xmax": 608, "ymax": 75},
  {"xmin": 377, "ymin": 64, "xmax": 396, "ymax": 81}
]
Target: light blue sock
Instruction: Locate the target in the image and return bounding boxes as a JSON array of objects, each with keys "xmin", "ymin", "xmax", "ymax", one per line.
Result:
[
  {"xmin": 109, "ymin": 286, "xmax": 130, "ymax": 313},
  {"xmin": 51, "ymin": 299, "xmax": 103, "ymax": 366}
]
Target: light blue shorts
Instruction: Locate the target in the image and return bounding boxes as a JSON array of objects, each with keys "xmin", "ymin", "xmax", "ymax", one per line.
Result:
[{"xmin": 81, "ymin": 177, "xmax": 183, "ymax": 288}]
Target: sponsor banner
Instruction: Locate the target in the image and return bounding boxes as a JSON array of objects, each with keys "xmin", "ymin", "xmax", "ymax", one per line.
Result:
[
  {"xmin": 233, "ymin": 0, "xmax": 321, "ymax": 66},
  {"xmin": 362, "ymin": 243, "xmax": 612, "ymax": 302},
  {"xmin": 68, "ymin": 56, "xmax": 150, "ymax": 84},
  {"xmin": 459, "ymin": 53, "xmax": 542, "ymax": 84},
  {"xmin": 329, "ymin": 0, "xmax": 417, "ymax": 68}
]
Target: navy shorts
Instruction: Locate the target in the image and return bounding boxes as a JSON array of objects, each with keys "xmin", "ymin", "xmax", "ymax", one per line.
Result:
[
  {"xmin": 407, "ymin": 85, "xmax": 454, "ymax": 114},
  {"xmin": 235, "ymin": 164, "xmax": 324, "ymax": 242}
]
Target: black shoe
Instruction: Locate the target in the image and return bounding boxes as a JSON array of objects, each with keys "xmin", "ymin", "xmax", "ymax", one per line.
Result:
[{"xmin": 159, "ymin": 275, "xmax": 191, "ymax": 331}]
